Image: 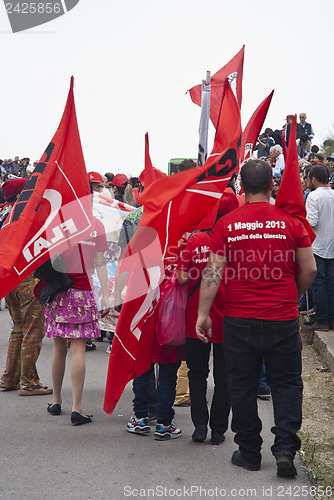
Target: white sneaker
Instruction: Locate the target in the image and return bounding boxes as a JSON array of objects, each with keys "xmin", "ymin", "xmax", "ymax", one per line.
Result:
[
  {"xmin": 127, "ymin": 415, "xmax": 151, "ymax": 435},
  {"xmin": 154, "ymin": 420, "xmax": 182, "ymax": 440}
]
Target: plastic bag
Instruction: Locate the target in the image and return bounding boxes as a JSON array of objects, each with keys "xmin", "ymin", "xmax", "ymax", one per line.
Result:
[{"xmin": 155, "ymin": 272, "xmax": 188, "ymax": 346}]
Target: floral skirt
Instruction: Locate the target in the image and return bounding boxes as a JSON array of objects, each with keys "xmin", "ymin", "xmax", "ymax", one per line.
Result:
[{"xmin": 44, "ymin": 289, "xmax": 100, "ymax": 339}]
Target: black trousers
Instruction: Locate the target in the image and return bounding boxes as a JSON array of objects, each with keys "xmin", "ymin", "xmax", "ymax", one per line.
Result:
[
  {"xmin": 186, "ymin": 337, "xmax": 230, "ymax": 434},
  {"xmin": 224, "ymin": 316, "xmax": 303, "ymax": 465}
]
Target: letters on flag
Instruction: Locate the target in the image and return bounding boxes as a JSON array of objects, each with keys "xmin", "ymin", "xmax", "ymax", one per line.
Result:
[
  {"xmin": 0, "ymin": 77, "xmax": 92, "ymax": 298},
  {"xmin": 104, "ymin": 81, "xmax": 242, "ymax": 415},
  {"xmin": 188, "ymin": 46, "xmax": 244, "ymax": 128},
  {"xmin": 240, "ymin": 90, "xmax": 274, "ymax": 164}
]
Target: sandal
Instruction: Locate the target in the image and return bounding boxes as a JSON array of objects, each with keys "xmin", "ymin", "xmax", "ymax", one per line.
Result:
[
  {"xmin": 20, "ymin": 384, "xmax": 53, "ymax": 396},
  {"xmin": 0, "ymin": 381, "xmax": 20, "ymax": 391}
]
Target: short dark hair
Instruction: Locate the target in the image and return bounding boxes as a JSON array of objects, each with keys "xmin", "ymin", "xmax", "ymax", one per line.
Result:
[
  {"xmin": 309, "ymin": 164, "xmax": 329, "ymax": 184},
  {"xmin": 240, "ymin": 159, "xmax": 273, "ymax": 195},
  {"xmin": 264, "ymin": 128, "xmax": 273, "ymax": 136},
  {"xmin": 178, "ymin": 159, "xmax": 196, "ymax": 172},
  {"xmin": 315, "ymin": 153, "xmax": 324, "ymax": 162}
]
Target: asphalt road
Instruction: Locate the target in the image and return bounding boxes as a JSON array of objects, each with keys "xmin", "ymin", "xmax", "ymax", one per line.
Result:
[{"xmin": 0, "ymin": 307, "xmax": 315, "ymax": 500}]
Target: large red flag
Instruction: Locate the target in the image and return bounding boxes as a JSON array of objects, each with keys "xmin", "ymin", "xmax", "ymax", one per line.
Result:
[
  {"xmin": 104, "ymin": 82, "xmax": 241, "ymax": 415},
  {"xmin": 0, "ymin": 77, "xmax": 92, "ymax": 298},
  {"xmin": 275, "ymin": 115, "xmax": 315, "ymax": 242},
  {"xmin": 188, "ymin": 46, "xmax": 244, "ymax": 128},
  {"xmin": 240, "ymin": 90, "xmax": 274, "ymax": 164}
]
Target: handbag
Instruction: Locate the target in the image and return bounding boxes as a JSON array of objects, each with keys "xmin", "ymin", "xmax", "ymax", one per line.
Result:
[{"xmin": 155, "ymin": 272, "xmax": 188, "ymax": 346}]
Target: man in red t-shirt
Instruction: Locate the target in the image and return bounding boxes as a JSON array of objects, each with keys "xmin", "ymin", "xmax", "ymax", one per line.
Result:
[{"xmin": 196, "ymin": 159, "xmax": 316, "ymax": 478}]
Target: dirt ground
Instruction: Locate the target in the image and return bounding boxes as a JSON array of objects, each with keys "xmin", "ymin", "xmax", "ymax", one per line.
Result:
[{"xmin": 300, "ymin": 331, "xmax": 334, "ymax": 497}]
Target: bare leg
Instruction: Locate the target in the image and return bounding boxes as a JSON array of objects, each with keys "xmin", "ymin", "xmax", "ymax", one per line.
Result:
[
  {"xmin": 69, "ymin": 338, "xmax": 87, "ymax": 415},
  {"xmin": 51, "ymin": 337, "xmax": 68, "ymax": 405}
]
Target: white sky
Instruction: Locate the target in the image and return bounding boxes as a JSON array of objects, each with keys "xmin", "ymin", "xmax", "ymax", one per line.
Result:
[{"xmin": 1, "ymin": 0, "xmax": 333, "ymax": 178}]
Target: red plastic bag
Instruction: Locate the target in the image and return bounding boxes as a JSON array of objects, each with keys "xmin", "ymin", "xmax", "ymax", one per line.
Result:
[{"xmin": 155, "ymin": 272, "xmax": 188, "ymax": 346}]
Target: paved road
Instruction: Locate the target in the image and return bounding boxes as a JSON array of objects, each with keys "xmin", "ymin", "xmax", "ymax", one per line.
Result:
[{"xmin": 0, "ymin": 308, "xmax": 315, "ymax": 500}]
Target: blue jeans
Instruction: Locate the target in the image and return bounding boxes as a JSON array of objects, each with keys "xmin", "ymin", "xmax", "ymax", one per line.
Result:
[
  {"xmin": 312, "ymin": 254, "xmax": 334, "ymax": 324},
  {"xmin": 223, "ymin": 316, "xmax": 303, "ymax": 465},
  {"xmin": 259, "ymin": 360, "xmax": 270, "ymax": 390},
  {"xmin": 132, "ymin": 362, "xmax": 180, "ymax": 425}
]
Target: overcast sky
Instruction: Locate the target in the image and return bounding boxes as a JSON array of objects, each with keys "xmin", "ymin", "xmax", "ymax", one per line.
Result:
[{"xmin": 1, "ymin": 0, "xmax": 333, "ymax": 178}]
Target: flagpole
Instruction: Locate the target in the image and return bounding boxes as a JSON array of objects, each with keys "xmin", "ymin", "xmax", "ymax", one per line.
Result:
[{"xmin": 197, "ymin": 71, "xmax": 211, "ymax": 166}]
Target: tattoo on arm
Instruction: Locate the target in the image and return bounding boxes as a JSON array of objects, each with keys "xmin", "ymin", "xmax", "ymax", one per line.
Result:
[{"xmin": 203, "ymin": 262, "xmax": 222, "ymax": 287}]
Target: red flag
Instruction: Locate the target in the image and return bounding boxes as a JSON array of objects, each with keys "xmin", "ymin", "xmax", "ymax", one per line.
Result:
[
  {"xmin": 104, "ymin": 82, "xmax": 241, "ymax": 415},
  {"xmin": 0, "ymin": 77, "xmax": 92, "ymax": 298},
  {"xmin": 275, "ymin": 115, "xmax": 315, "ymax": 242},
  {"xmin": 143, "ymin": 132, "xmax": 156, "ymax": 188},
  {"xmin": 188, "ymin": 46, "xmax": 244, "ymax": 128},
  {"xmin": 281, "ymin": 132, "xmax": 288, "ymax": 160},
  {"xmin": 240, "ymin": 90, "xmax": 274, "ymax": 164}
]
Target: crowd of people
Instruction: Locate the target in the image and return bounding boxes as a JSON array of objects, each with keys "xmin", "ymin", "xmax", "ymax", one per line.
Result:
[{"xmin": 0, "ymin": 112, "xmax": 333, "ymax": 479}]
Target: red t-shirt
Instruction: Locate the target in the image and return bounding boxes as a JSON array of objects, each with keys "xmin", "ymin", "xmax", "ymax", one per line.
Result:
[
  {"xmin": 210, "ymin": 202, "xmax": 311, "ymax": 320},
  {"xmin": 62, "ymin": 218, "xmax": 108, "ymax": 290},
  {"xmin": 178, "ymin": 231, "xmax": 224, "ymax": 342}
]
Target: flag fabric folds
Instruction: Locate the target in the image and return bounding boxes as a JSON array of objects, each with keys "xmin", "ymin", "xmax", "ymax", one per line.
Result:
[
  {"xmin": 240, "ymin": 90, "xmax": 274, "ymax": 164},
  {"xmin": 104, "ymin": 81, "xmax": 242, "ymax": 415},
  {"xmin": 275, "ymin": 115, "xmax": 315, "ymax": 242},
  {"xmin": 188, "ymin": 46, "xmax": 244, "ymax": 129},
  {"xmin": 0, "ymin": 77, "xmax": 92, "ymax": 298}
]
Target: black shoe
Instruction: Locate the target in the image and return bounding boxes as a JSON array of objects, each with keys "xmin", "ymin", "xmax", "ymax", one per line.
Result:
[
  {"xmin": 211, "ymin": 432, "xmax": 225, "ymax": 445},
  {"xmin": 276, "ymin": 455, "xmax": 297, "ymax": 477},
  {"xmin": 231, "ymin": 450, "xmax": 261, "ymax": 471},
  {"xmin": 95, "ymin": 330, "xmax": 107, "ymax": 342},
  {"xmin": 71, "ymin": 411, "xmax": 93, "ymax": 426},
  {"xmin": 47, "ymin": 403, "xmax": 61, "ymax": 415},
  {"xmin": 192, "ymin": 425, "xmax": 207, "ymax": 442},
  {"xmin": 257, "ymin": 387, "xmax": 271, "ymax": 400},
  {"xmin": 85, "ymin": 339, "xmax": 96, "ymax": 351}
]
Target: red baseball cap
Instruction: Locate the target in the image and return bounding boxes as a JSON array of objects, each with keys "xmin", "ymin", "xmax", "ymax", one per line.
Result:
[
  {"xmin": 88, "ymin": 171, "xmax": 103, "ymax": 183},
  {"xmin": 111, "ymin": 174, "xmax": 130, "ymax": 187}
]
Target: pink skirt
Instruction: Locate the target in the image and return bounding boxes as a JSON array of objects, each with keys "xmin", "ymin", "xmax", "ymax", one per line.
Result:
[{"xmin": 45, "ymin": 289, "xmax": 100, "ymax": 339}]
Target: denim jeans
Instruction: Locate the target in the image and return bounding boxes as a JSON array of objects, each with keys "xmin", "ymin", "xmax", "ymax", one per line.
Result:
[
  {"xmin": 224, "ymin": 316, "xmax": 303, "ymax": 465},
  {"xmin": 258, "ymin": 360, "xmax": 270, "ymax": 390},
  {"xmin": 186, "ymin": 337, "xmax": 230, "ymax": 434},
  {"xmin": 311, "ymin": 254, "xmax": 334, "ymax": 324},
  {"xmin": 132, "ymin": 361, "xmax": 180, "ymax": 425}
]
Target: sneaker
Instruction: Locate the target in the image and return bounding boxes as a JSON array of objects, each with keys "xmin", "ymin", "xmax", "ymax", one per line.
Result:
[
  {"xmin": 106, "ymin": 344, "xmax": 111, "ymax": 354},
  {"xmin": 192, "ymin": 425, "xmax": 207, "ymax": 443},
  {"xmin": 154, "ymin": 420, "xmax": 182, "ymax": 440},
  {"xmin": 126, "ymin": 416, "xmax": 151, "ymax": 435},
  {"xmin": 330, "ymin": 321, "xmax": 334, "ymax": 331},
  {"xmin": 86, "ymin": 339, "xmax": 96, "ymax": 351},
  {"xmin": 257, "ymin": 386, "xmax": 271, "ymax": 400},
  {"xmin": 231, "ymin": 450, "xmax": 261, "ymax": 471},
  {"xmin": 276, "ymin": 455, "xmax": 297, "ymax": 477}
]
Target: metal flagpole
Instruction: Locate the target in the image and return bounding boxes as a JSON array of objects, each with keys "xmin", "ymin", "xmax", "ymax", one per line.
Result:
[{"xmin": 197, "ymin": 71, "xmax": 211, "ymax": 166}]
